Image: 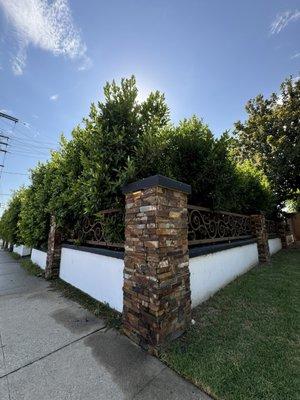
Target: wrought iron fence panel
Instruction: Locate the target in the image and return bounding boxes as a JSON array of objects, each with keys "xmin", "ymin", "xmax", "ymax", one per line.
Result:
[
  {"xmin": 266, "ymin": 219, "xmax": 278, "ymax": 237},
  {"xmin": 67, "ymin": 209, "xmax": 124, "ymax": 249},
  {"xmin": 188, "ymin": 205, "xmax": 253, "ymax": 245}
]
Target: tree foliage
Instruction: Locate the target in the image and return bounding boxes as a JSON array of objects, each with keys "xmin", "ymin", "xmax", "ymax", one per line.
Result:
[
  {"xmin": 0, "ymin": 76, "xmax": 277, "ymax": 247},
  {"xmin": 18, "ymin": 163, "xmax": 53, "ymax": 249},
  {"xmin": 234, "ymin": 76, "xmax": 300, "ymax": 203},
  {"xmin": 0, "ymin": 188, "xmax": 25, "ymax": 245}
]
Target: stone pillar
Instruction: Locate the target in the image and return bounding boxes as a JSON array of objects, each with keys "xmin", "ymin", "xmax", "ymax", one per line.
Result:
[
  {"xmin": 278, "ymin": 220, "xmax": 288, "ymax": 249},
  {"xmin": 45, "ymin": 215, "xmax": 62, "ymax": 279},
  {"xmin": 250, "ymin": 214, "xmax": 270, "ymax": 263},
  {"xmin": 122, "ymin": 175, "xmax": 192, "ymax": 354}
]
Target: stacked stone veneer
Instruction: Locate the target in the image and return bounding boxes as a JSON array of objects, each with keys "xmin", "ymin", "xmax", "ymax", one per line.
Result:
[
  {"xmin": 250, "ymin": 214, "xmax": 270, "ymax": 263},
  {"xmin": 277, "ymin": 220, "xmax": 288, "ymax": 249},
  {"xmin": 45, "ymin": 215, "xmax": 62, "ymax": 279},
  {"xmin": 122, "ymin": 175, "xmax": 191, "ymax": 353}
]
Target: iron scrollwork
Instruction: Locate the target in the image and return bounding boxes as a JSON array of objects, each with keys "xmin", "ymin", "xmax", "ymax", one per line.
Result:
[
  {"xmin": 266, "ymin": 219, "xmax": 278, "ymax": 237},
  {"xmin": 68, "ymin": 209, "xmax": 124, "ymax": 248},
  {"xmin": 188, "ymin": 205, "xmax": 252, "ymax": 245}
]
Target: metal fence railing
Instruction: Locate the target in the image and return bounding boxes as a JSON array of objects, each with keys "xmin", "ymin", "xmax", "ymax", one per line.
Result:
[
  {"xmin": 187, "ymin": 205, "xmax": 253, "ymax": 246},
  {"xmin": 66, "ymin": 208, "xmax": 124, "ymax": 249}
]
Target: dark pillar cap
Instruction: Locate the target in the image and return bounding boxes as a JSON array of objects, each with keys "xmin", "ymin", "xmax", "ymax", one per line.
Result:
[{"xmin": 122, "ymin": 174, "xmax": 191, "ymax": 195}]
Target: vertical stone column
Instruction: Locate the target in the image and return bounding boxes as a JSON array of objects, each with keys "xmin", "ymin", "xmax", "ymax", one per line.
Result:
[
  {"xmin": 45, "ymin": 215, "xmax": 62, "ymax": 279},
  {"xmin": 278, "ymin": 220, "xmax": 288, "ymax": 249},
  {"xmin": 250, "ymin": 214, "xmax": 270, "ymax": 263},
  {"xmin": 122, "ymin": 175, "xmax": 191, "ymax": 353}
]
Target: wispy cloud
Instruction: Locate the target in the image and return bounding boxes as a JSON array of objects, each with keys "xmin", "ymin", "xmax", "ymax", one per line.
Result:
[
  {"xmin": 291, "ymin": 52, "xmax": 300, "ymax": 59},
  {"xmin": 0, "ymin": 0, "xmax": 92, "ymax": 75},
  {"xmin": 78, "ymin": 55, "xmax": 93, "ymax": 71},
  {"xmin": 0, "ymin": 108, "xmax": 12, "ymax": 114},
  {"xmin": 49, "ymin": 94, "xmax": 59, "ymax": 101},
  {"xmin": 270, "ymin": 10, "xmax": 300, "ymax": 34}
]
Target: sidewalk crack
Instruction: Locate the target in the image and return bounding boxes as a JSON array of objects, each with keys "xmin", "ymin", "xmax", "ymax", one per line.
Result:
[
  {"xmin": 131, "ymin": 365, "xmax": 168, "ymax": 399},
  {"xmin": 0, "ymin": 325, "xmax": 107, "ymax": 380},
  {"xmin": 0, "ymin": 331, "xmax": 12, "ymax": 399}
]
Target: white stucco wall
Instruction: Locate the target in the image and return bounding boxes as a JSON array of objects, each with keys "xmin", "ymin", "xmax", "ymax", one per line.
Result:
[
  {"xmin": 31, "ymin": 248, "xmax": 47, "ymax": 270},
  {"xmin": 13, "ymin": 244, "xmax": 31, "ymax": 257},
  {"xmin": 268, "ymin": 238, "xmax": 282, "ymax": 255},
  {"xmin": 190, "ymin": 242, "xmax": 259, "ymax": 308},
  {"xmin": 59, "ymin": 247, "xmax": 124, "ymax": 312}
]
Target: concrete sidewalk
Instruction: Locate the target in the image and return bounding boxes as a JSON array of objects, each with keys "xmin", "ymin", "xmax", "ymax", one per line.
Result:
[{"xmin": 0, "ymin": 250, "xmax": 210, "ymax": 400}]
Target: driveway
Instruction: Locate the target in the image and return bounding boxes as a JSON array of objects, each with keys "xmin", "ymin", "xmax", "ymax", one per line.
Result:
[{"xmin": 0, "ymin": 250, "xmax": 210, "ymax": 399}]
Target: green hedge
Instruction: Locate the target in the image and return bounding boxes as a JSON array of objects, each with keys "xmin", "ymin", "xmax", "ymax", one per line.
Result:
[{"xmin": 0, "ymin": 76, "xmax": 275, "ymax": 248}]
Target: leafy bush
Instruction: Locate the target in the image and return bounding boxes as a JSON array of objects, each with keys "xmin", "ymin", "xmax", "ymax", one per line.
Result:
[
  {"xmin": 18, "ymin": 163, "xmax": 53, "ymax": 249},
  {"xmin": 234, "ymin": 76, "xmax": 300, "ymax": 204},
  {"xmin": 234, "ymin": 161, "xmax": 275, "ymax": 214},
  {"xmin": 0, "ymin": 76, "xmax": 278, "ymax": 245},
  {"xmin": 47, "ymin": 76, "xmax": 170, "ymax": 226},
  {"xmin": 0, "ymin": 188, "xmax": 25, "ymax": 244}
]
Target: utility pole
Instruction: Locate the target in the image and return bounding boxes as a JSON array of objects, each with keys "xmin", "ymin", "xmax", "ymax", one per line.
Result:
[{"xmin": 0, "ymin": 112, "xmax": 18, "ymax": 182}]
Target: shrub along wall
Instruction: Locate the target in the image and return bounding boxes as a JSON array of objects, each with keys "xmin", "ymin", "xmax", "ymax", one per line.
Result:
[{"xmin": 0, "ymin": 76, "xmax": 276, "ymax": 248}]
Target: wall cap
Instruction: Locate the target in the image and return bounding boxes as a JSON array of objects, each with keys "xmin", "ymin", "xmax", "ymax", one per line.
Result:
[
  {"xmin": 122, "ymin": 174, "xmax": 191, "ymax": 195},
  {"xmin": 189, "ymin": 238, "xmax": 257, "ymax": 258},
  {"xmin": 62, "ymin": 243, "xmax": 124, "ymax": 259}
]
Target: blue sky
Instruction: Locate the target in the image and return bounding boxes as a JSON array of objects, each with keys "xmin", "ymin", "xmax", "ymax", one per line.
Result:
[{"xmin": 0, "ymin": 0, "xmax": 299, "ymax": 210}]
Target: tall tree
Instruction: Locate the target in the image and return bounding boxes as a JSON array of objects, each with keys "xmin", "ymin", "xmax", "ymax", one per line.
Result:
[
  {"xmin": 234, "ymin": 76, "xmax": 300, "ymax": 204},
  {"xmin": 19, "ymin": 163, "xmax": 54, "ymax": 249},
  {"xmin": 48, "ymin": 76, "xmax": 170, "ymax": 224},
  {"xmin": 0, "ymin": 188, "xmax": 25, "ymax": 245}
]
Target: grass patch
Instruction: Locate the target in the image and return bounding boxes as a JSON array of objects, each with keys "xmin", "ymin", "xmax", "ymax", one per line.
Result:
[
  {"xmin": 15, "ymin": 255, "xmax": 121, "ymax": 329},
  {"xmin": 20, "ymin": 258, "xmax": 45, "ymax": 277},
  {"xmin": 161, "ymin": 247, "xmax": 300, "ymax": 400},
  {"xmin": 10, "ymin": 251, "xmax": 21, "ymax": 260}
]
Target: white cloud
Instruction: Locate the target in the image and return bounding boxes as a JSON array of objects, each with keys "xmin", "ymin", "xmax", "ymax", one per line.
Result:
[
  {"xmin": 270, "ymin": 10, "xmax": 300, "ymax": 34},
  {"xmin": 0, "ymin": 0, "xmax": 91, "ymax": 75},
  {"xmin": 78, "ymin": 54, "xmax": 93, "ymax": 71},
  {"xmin": 50, "ymin": 94, "xmax": 59, "ymax": 101},
  {"xmin": 291, "ymin": 52, "xmax": 300, "ymax": 59}
]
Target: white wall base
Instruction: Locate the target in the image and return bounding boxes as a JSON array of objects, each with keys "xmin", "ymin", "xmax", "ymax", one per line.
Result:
[
  {"xmin": 190, "ymin": 243, "xmax": 259, "ymax": 308},
  {"xmin": 268, "ymin": 238, "xmax": 282, "ymax": 255},
  {"xmin": 59, "ymin": 247, "xmax": 124, "ymax": 312},
  {"xmin": 31, "ymin": 248, "xmax": 47, "ymax": 270},
  {"xmin": 13, "ymin": 245, "xmax": 31, "ymax": 257}
]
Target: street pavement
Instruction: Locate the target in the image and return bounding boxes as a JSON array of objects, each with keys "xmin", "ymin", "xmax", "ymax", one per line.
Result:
[{"xmin": 0, "ymin": 250, "xmax": 211, "ymax": 400}]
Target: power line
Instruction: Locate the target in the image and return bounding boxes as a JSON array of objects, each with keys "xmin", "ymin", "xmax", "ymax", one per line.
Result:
[
  {"xmin": 0, "ymin": 112, "xmax": 18, "ymax": 123},
  {"xmin": 6, "ymin": 151, "xmax": 48, "ymax": 159},
  {"xmin": 0, "ymin": 117, "xmax": 57, "ymax": 146},
  {"xmin": 2, "ymin": 171, "xmax": 28, "ymax": 176},
  {"xmin": 0, "ymin": 112, "xmax": 17, "ymax": 184}
]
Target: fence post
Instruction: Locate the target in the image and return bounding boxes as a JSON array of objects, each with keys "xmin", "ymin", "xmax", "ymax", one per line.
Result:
[
  {"xmin": 278, "ymin": 220, "xmax": 288, "ymax": 249},
  {"xmin": 45, "ymin": 215, "xmax": 62, "ymax": 279},
  {"xmin": 250, "ymin": 213, "xmax": 270, "ymax": 263},
  {"xmin": 122, "ymin": 175, "xmax": 191, "ymax": 353}
]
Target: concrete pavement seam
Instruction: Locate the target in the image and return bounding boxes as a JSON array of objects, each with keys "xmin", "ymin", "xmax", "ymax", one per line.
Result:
[
  {"xmin": 0, "ymin": 325, "xmax": 107, "ymax": 379},
  {"xmin": 131, "ymin": 365, "xmax": 168, "ymax": 400},
  {"xmin": 0, "ymin": 287, "xmax": 49, "ymax": 299},
  {"xmin": 0, "ymin": 331, "xmax": 12, "ymax": 399}
]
